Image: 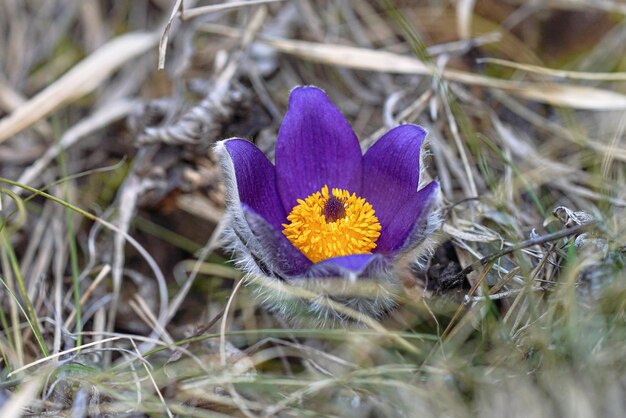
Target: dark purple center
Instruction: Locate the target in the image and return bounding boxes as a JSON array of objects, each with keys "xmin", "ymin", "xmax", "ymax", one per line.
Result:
[{"xmin": 323, "ymin": 196, "xmax": 346, "ymax": 223}]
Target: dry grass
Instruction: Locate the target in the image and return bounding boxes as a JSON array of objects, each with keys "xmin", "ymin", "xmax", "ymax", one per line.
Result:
[{"xmin": 1, "ymin": 1, "xmax": 625, "ymax": 417}]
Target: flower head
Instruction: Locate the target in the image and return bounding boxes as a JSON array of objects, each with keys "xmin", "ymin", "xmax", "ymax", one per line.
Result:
[{"xmin": 216, "ymin": 86, "xmax": 441, "ymax": 326}]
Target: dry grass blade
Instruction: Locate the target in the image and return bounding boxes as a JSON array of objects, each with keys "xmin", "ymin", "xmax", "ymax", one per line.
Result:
[
  {"xmin": 7, "ymin": 337, "xmax": 123, "ymax": 378},
  {"xmin": 201, "ymin": 24, "xmax": 626, "ymax": 110},
  {"xmin": 158, "ymin": 0, "xmax": 184, "ymax": 70},
  {"xmin": 63, "ymin": 264, "xmax": 111, "ymax": 329},
  {"xmin": 478, "ymin": 57, "xmax": 626, "ymax": 80},
  {"xmin": 158, "ymin": 0, "xmax": 284, "ymax": 69},
  {"xmin": 130, "ymin": 339, "xmax": 174, "ymax": 418},
  {"xmin": 0, "ymin": 81, "xmax": 51, "ymax": 137},
  {"xmin": 182, "ymin": 0, "xmax": 285, "ymax": 20},
  {"xmin": 0, "ymin": 32, "xmax": 158, "ymax": 143},
  {"xmin": 0, "ymin": 378, "xmax": 43, "ymax": 418},
  {"xmin": 455, "ymin": 0, "xmax": 476, "ymax": 40}
]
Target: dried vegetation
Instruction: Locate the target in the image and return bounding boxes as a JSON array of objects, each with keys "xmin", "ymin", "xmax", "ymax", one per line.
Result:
[{"xmin": 0, "ymin": 0, "xmax": 625, "ymax": 417}]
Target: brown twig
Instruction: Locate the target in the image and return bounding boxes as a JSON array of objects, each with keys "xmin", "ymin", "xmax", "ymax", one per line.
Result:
[{"xmin": 452, "ymin": 221, "xmax": 598, "ymax": 282}]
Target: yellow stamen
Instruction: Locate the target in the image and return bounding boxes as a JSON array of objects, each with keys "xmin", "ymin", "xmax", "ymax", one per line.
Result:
[{"xmin": 282, "ymin": 185, "xmax": 382, "ymax": 263}]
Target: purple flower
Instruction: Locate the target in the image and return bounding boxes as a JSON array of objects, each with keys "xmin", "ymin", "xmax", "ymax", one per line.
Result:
[{"xmin": 216, "ymin": 86, "xmax": 440, "ymax": 325}]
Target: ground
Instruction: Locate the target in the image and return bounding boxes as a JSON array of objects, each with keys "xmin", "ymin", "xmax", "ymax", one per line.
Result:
[{"xmin": 0, "ymin": 1, "xmax": 625, "ymax": 417}]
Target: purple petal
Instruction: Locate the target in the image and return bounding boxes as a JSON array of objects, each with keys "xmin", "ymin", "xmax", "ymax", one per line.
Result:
[
  {"xmin": 242, "ymin": 205, "xmax": 311, "ymax": 277},
  {"xmin": 361, "ymin": 125, "xmax": 429, "ymax": 254},
  {"xmin": 305, "ymin": 254, "xmax": 387, "ymax": 278},
  {"xmin": 219, "ymin": 139, "xmax": 286, "ymax": 231},
  {"xmin": 393, "ymin": 181, "xmax": 440, "ymax": 254},
  {"xmin": 275, "ymin": 86, "xmax": 363, "ymax": 211}
]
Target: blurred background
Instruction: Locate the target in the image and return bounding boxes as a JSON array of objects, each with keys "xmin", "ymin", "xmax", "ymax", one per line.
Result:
[{"xmin": 0, "ymin": 1, "xmax": 625, "ymax": 416}]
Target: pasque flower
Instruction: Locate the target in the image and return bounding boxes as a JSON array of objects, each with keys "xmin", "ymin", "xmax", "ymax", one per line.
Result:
[{"xmin": 216, "ymin": 86, "xmax": 441, "ymax": 325}]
